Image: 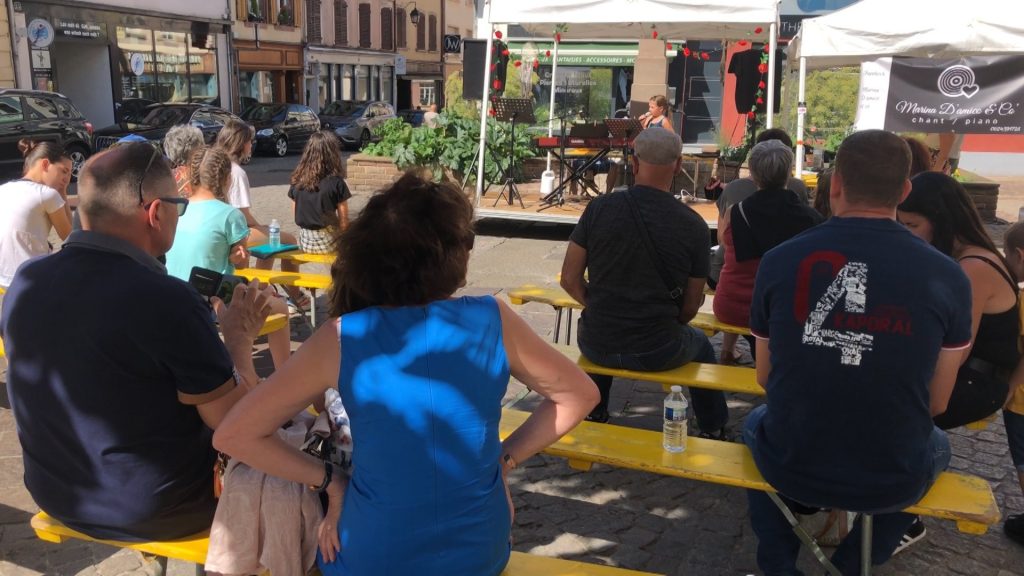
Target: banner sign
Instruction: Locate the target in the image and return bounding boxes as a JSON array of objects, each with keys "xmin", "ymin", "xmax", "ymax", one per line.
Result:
[{"xmin": 856, "ymin": 56, "xmax": 1024, "ymax": 135}]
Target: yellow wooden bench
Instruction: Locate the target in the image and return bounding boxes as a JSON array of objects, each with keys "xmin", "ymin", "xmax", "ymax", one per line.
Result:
[
  {"xmin": 257, "ymin": 313, "xmax": 289, "ymax": 337},
  {"xmin": 272, "ymin": 250, "xmax": 335, "ymax": 265},
  {"xmin": 498, "ymin": 408, "xmax": 999, "ymax": 535},
  {"xmin": 507, "ymin": 285, "xmax": 750, "ymax": 343},
  {"xmin": 235, "ymin": 268, "xmax": 332, "ymax": 324},
  {"xmin": 31, "ymin": 511, "xmax": 658, "ymax": 576}
]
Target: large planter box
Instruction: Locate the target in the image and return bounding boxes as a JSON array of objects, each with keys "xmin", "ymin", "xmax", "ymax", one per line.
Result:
[
  {"xmin": 962, "ymin": 180, "xmax": 1000, "ymax": 222},
  {"xmin": 345, "ymin": 154, "xmax": 405, "ymax": 195}
]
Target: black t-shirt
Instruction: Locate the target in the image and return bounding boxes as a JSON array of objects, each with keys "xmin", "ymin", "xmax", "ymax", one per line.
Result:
[
  {"xmin": 728, "ymin": 48, "xmax": 784, "ymax": 114},
  {"xmin": 570, "ymin": 186, "xmax": 710, "ymax": 355},
  {"xmin": 288, "ymin": 175, "xmax": 352, "ymax": 230},
  {"xmin": 1, "ymin": 232, "xmax": 234, "ymax": 541}
]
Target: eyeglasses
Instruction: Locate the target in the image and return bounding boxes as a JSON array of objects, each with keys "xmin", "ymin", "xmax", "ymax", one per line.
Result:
[{"xmin": 137, "ymin": 146, "xmax": 189, "ymax": 217}]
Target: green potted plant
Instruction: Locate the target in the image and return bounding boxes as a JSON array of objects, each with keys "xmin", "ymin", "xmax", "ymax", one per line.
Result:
[
  {"xmin": 716, "ymin": 141, "xmax": 749, "ymax": 183},
  {"xmin": 277, "ymin": 7, "xmax": 294, "ymax": 26}
]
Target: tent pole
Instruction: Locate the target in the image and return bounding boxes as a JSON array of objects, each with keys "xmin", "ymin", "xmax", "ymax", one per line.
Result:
[
  {"xmin": 766, "ymin": 22, "xmax": 777, "ymax": 129},
  {"xmin": 474, "ymin": 2, "xmax": 495, "ymax": 204},
  {"xmin": 546, "ymin": 39, "xmax": 560, "ymax": 171},
  {"xmin": 796, "ymin": 56, "xmax": 807, "ymax": 177}
]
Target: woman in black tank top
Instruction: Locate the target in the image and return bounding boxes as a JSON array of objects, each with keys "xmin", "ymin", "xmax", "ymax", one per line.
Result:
[{"xmin": 898, "ymin": 172, "xmax": 1019, "ymax": 429}]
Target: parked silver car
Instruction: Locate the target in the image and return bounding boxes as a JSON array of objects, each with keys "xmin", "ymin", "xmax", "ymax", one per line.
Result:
[{"xmin": 318, "ymin": 101, "xmax": 396, "ymax": 149}]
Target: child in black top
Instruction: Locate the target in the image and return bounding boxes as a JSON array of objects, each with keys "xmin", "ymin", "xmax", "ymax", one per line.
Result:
[{"xmin": 288, "ymin": 131, "xmax": 351, "ymax": 254}]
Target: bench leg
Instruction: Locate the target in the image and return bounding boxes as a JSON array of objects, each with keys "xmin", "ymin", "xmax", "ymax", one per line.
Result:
[
  {"xmin": 860, "ymin": 514, "xmax": 873, "ymax": 576},
  {"xmin": 310, "ymin": 289, "xmax": 317, "ymax": 325},
  {"xmin": 553, "ymin": 308, "xmax": 563, "ymax": 344},
  {"xmin": 565, "ymin": 309, "xmax": 573, "ymax": 345},
  {"xmin": 766, "ymin": 492, "xmax": 843, "ymax": 576}
]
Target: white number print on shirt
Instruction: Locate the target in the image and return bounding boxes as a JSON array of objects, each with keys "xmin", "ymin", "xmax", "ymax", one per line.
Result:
[{"xmin": 801, "ymin": 261, "xmax": 874, "ymax": 366}]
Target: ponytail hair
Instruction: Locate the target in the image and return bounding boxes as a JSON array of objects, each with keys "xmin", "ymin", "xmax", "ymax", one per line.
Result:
[
  {"xmin": 188, "ymin": 146, "xmax": 233, "ymax": 200},
  {"xmin": 19, "ymin": 139, "xmax": 69, "ymax": 175}
]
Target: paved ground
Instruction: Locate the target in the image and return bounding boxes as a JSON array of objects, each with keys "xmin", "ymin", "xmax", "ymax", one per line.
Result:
[{"xmin": 2, "ymin": 155, "xmax": 1024, "ymax": 575}]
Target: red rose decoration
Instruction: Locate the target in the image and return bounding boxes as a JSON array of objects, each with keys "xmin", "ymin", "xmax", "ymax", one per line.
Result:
[
  {"xmin": 501, "ymin": 49, "xmax": 510, "ymax": 57},
  {"xmin": 493, "ymin": 80, "xmax": 502, "ymax": 90},
  {"xmin": 494, "ymin": 30, "xmax": 503, "ymax": 39},
  {"xmin": 701, "ymin": 52, "xmax": 709, "ymax": 60},
  {"xmin": 555, "ymin": 32, "xmax": 561, "ymax": 43},
  {"xmin": 758, "ymin": 63, "xmax": 769, "ymax": 74},
  {"xmin": 534, "ymin": 60, "xmax": 540, "ymax": 69},
  {"xmin": 513, "ymin": 60, "xmax": 522, "ymax": 68},
  {"xmin": 666, "ymin": 43, "xmax": 672, "ymax": 50},
  {"xmin": 747, "ymin": 111, "xmax": 756, "ymax": 119},
  {"xmin": 763, "ymin": 44, "xmax": 770, "ymax": 52},
  {"xmin": 755, "ymin": 26, "xmax": 763, "ymax": 34},
  {"xmin": 490, "ymin": 64, "xmax": 497, "ymax": 71},
  {"xmin": 488, "ymin": 108, "xmax": 496, "ymax": 117},
  {"xmin": 758, "ymin": 80, "xmax": 766, "ymax": 89},
  {"xmin": 545, "ymin": 50, "xmax": 551, "ymax": 57},
  {"xmin": 683, "ymin": 47, "xmax": 691, "ymax": 57},
  {"xmin": 738, "ymin": 40, "xmax": 748, "ymax": 47},
  {"xmin": 756, "ymin": 97, "xmax": 764, "ymax": 105},
  {"xmin": 652, "ymin": 30, "xmax": 658, "ymax": 39}
]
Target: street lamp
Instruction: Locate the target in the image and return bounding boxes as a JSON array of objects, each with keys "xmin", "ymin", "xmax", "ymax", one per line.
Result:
[{"xmin": 408, "ymin": 3, "xmax": 420, "ymax": 25}]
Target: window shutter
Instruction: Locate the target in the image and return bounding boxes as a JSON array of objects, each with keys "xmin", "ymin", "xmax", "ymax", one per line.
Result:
[
  {"xmin": 428, "ymin": 15, "xmax": 437, "ymax": 52},
  {"xmin": 381, "ymin": 7, "xmax": 393, "ymax": 51},
  {"xmin": 334, "ymin": 1, "xmax": 348, "ymax": 46},
  {"xmin": 359, "ymin": 3, "xmax": 371, "ymax": 48},
  {"xmin": 396, "ymin": 9, "xmax": 406, "ymax": 48},
  {"xmin": 416, "ymin": 16, "xmax": 425, "ymax": 50},
  {"xmin": 307, "ymin": 0, "xmax": 322, "ymax": 44}
]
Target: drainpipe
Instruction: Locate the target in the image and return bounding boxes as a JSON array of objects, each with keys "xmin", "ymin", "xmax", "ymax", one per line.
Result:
[{"xmin": 438, "ymin": 0, "xmax": 445, "ymax": 107}]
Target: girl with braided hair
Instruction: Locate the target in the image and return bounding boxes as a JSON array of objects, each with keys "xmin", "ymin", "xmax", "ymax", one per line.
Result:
[{"xmin": 165, "ymin": 146, "xmax": 291, "ymax": 368}]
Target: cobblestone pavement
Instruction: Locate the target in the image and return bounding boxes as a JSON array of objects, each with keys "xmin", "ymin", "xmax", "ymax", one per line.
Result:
[{"xmin": 2, "ymin": 156, "xmax": 1024, "ymax": 575}]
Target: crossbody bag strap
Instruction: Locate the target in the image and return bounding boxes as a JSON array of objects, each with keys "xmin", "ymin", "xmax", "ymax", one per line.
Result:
[{"xmin": 622, "ymin": 190, "xmax": 685, "ymax": 306}]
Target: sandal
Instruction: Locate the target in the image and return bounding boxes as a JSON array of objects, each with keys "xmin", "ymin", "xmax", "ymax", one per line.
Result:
[{"xmin": 285, "ymin": 289, "xmax": 311, "ymax": 314}]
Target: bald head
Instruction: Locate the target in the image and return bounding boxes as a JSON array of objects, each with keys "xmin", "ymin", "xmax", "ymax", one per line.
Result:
[{"xmin": 79, "ymin": 142, "xmax": 176, "ymax": 227}]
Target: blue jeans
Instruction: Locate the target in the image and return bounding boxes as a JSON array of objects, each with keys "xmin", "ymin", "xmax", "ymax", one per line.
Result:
[
  {"xmin": 579, "ymin": 325, "xmax": 729, "ymax": 433},
  {"xmin": 743, "ymin": 405, "xmax": 951, "ymax": 576}
]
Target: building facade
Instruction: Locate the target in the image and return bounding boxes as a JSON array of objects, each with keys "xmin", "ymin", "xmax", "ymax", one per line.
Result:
[
  {"xmin": 440, "ymin": 0, "xmax": 473, "ymax": 102},
  {"xmin": 304, "ymin": 0, "xmax": 396, "ymax": 113},
  {"xmin": 0, "ymin": 7, "xmax": 14, "ymax": 88},
  {"xmin": 230, "ymin": 0, "xmax": 305, "ymax": 111},
  {"xmin": 394, "ymin": 0, "xmax": 441, "ymax": 110},
  {"xmin": 10, "ymin": 0, "xmax": 232, "ymax": 127}
]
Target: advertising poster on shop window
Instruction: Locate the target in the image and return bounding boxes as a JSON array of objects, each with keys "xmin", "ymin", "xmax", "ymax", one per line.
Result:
[{"xmin": 856, "ymin": 55, "xmax": 1024, "ymax": 134}]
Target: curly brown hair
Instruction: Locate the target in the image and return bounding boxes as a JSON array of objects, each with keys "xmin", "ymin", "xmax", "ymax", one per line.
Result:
[
  {"xmin": 291, "ymin": 131, "xmax": 346, "ymax": 191},
  {"xmin": 188, "ymin": 146, "xmax": 233, "ymax": 200},
  {"xmin": 328, "ymin": 172, "xmax": 475, "ymax": 316},
  {"xmin": 215, "ymin": 120, "xmax": 255, "ymax": 163}
]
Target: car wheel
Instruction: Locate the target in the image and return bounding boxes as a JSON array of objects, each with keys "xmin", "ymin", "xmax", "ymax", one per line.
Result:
[
  {"xmin": 66, "ymin": 144, "xmax": 89, "ymax": 182},
  {"xmin": 274, "ymin": 136, "xmax": 288, "ymax": 157},
  {"xmin": 359, "ymin": 130, "xmax": 371, "ymax": 149}
]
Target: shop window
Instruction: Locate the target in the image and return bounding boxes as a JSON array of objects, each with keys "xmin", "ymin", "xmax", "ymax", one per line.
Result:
[
  {"xmin": 396, "ymin": 9, "xmax": 406, "ymax": 48},
  {"xmin": 342, "ymin": 65, "xmax": 354, "ymax": 100},
  {"xmin": 0, "ymin": 96, "xmax": 24, "ymax": 124},
  {"xmin": 24, "ymin": 96, "xmax": 58, "ymax": 120},
  {"xmin": 319, "ymin": 63, "xmax": 331, "ymax": 108},
  {"xmin": 188, "ymin": 32, "xmax": 219, "ymax": 105},
  {"xmin": 307, "ymin": 0, "xmax": 322, "ymax": 44},
  {"xmin": 428, "ymin": 14, "xmax": 437, "ymax": 52},
  {"xmin": 419, "ymin": 85, "xmax": 435, "ymax": 106},
  {"xmin": 381, "ymin": 8, "xmax": 393, "ymax": 51},
  {"xmin": 358, "ymin": 3, "xmax": 371, "ymax": 48},
  {"xmin": 356, "ymin": 65, "xmax": 369, "ymax": 101},
  {"xmin": 416, "ymin": 16, "xmax": 425, "ymax": 51},
  {"xmin": 335, "ymin": 1, "xmax": 348, "ymax": 46},
  {"xmin": 381, "ymin": 66, "xmax": 393, "ymax": 103},
  {"xmin": 154, "ymin": 31, "xmax": 190, "ymax": 102}
]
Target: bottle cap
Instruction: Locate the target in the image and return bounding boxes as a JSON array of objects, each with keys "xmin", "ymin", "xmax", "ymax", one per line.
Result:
[{"xmin": 670, "ymin": 385, "xmax": 682, "ymax": 393}]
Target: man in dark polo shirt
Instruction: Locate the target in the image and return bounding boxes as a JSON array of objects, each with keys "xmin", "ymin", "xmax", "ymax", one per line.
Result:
[
  {"xmin": 0, "ymin": 143, "xmax": 274, "ymax": 541},
  {"xmin": 560, "ymin": 128, "xmax": 728, "ymax": 434},
  {"xmin": 744, "ymin": 130, "xmax": 968, "ymax": 574}
]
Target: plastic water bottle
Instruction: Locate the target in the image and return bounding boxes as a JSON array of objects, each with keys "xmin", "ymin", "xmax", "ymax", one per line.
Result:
[
  {"xmin": 268, "ymin": 218, "xmax": 281, "ymax": 248},
  {"xmin": 663, "ymin": 385, "xmax": 688, "ymax": 453}
]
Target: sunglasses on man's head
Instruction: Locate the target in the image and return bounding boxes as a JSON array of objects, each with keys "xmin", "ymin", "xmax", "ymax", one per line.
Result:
[{"xmin": 137, "ymin": 146, "xmax": 189, "ymax": 217}]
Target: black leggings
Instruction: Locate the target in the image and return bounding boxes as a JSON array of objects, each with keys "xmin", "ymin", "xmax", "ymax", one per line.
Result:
[{"xmin": 933, "ymin": 367, "xmax": 1009, "ymax": 430}]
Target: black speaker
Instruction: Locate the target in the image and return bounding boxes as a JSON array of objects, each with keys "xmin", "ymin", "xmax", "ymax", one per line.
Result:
[
  {"xmin": 462, "ymin": 39, "xmax": 508, "ymax": 101},
  {"xmin": 191, "ymin": 21, "xmax": 210, "ymax": 49}
]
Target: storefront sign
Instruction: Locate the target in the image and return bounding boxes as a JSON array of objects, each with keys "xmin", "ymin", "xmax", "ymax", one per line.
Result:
[
  {"xmin": 27, "ymin": 18, "xmax": 54, "ymax": 48},
  {"xmin": 130, "ymin": 53, "xmax": 145, "ymax": 76},
  {"xmin": 856, "ymin": 56, "xmax": 1024, "ymax": 134},
  {"xmin": 510, "ymin": 43, "xmax": 637, "ymax": 67},
  {"xmin": 55, "ymin": 18, "xmax": 105, "ymax": 40},
  {"xmin": 443, "ymin": 35, "xmax": 461, "ymax": 54},
  {"xmin": 395, "ymin": 55, "xmax": 407, "ymax": 76}
]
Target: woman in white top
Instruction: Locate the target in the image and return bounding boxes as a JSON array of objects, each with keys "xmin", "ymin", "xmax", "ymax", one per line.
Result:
[
  {"xmin": 215, "ymin": 121, "xmax": 309, "ymax": 310},
  {"xmin": 0, "ymin": 140, "xmax": 73, "ymax": 287}
]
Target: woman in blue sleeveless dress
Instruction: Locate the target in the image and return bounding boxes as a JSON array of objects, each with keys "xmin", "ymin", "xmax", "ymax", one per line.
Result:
[{"xmin": 214, "ymin": 173, "xmax": 598, "ymax": 575}]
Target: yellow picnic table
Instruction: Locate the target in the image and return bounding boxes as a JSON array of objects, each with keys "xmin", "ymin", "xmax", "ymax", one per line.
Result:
[{"xmin": 270, "ymin": 250, "xmax": 335, "ymax": 265}]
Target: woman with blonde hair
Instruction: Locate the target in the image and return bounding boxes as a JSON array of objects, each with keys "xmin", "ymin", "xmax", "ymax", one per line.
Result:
[
  {"xmin": 165, "ymin": 146, "xmax": 291, "ymax": 369},
  {"xmin": 216, "ymin": 120, "xmax": 309, "ymax": 310},
  {"xmin": 214, "ymin": 173, "xmax": 598, "ymax": 575},
  {"xmin": 288, "ymin": 132, "xmax": 351, "ymax": 255}
]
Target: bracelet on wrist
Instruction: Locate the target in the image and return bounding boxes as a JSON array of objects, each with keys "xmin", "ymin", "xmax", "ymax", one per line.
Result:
[{"xmin": 309, "ymin": 460, "xmax": 334, "ymax": 492}]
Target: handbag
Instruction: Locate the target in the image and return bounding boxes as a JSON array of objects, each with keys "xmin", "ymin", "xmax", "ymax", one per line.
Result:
[{"xmin": 622, "ymin": 189, "xmax": 686, "ymax": 309}]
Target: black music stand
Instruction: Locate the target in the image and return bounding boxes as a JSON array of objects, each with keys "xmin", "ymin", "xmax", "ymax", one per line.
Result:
[
  {"xmin": 604, "ymin": 118, "xmax": 644, "ymax": 188},
  {"xmin": 492, "ymin": 98, "xmax": 535, "ymax": 208}
]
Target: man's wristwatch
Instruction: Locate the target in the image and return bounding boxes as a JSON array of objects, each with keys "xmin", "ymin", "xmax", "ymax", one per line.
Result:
[{"xmin": 501, "ymin": 452, "xmax": 518, "ymax": 472}]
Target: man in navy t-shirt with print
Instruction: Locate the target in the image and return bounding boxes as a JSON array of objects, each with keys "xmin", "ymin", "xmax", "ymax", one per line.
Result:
[{"xmin": 744, "ymin": 130, "xmax": 970, "ymax": 575}]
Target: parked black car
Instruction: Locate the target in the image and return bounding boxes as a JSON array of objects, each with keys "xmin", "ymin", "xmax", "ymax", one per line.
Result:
[
  {"xmin": 0, "ymin": 89, "xmax": 93, "ymax": 182},
  {"xmin": 115, "ymin": 98, "xmax": 156, "ymax": 124},
  {"xmin": 93, "ymin": 103, "xmax": 241, "ymax": 152},
  {"xmin": 398, "ymin": 108, "xmax": 425, "ymax": 127},
  {"xmin": 320, "ymin": 101, "xmax": 396, "ymax": 149},
  {"xmin": 241, "ymin": 103, "xmax": 320, "ymax": 157}
]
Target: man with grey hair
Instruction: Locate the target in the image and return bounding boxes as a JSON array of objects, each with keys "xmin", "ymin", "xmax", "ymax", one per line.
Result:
[
  {"xmin": 561, "ymin": 128, "xmax": 729, "ymax": 434},
  {"xmin": 1, "ymin": 142, "xmax": 276, "ymax": 541}
]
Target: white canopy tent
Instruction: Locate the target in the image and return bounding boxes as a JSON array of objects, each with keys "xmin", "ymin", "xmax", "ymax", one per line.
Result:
[
  {"xmin": 788, "ymin": 0, "xmax": 1024, "ymax": 175},
  {"xmin": 475, "ymin": 0, "xmax": 782, "ymax": 202}
]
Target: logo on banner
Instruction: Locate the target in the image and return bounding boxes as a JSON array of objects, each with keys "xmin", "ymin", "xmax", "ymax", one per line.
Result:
[{"xmin": 938, "ymin": 65, "xmax": 980, "ymax": 99}]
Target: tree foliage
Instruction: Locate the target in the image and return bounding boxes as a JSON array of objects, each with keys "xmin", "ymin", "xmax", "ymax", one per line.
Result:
[{"xmin": 783, "ymin": 67, "xmax": 859, "ymax": 151}]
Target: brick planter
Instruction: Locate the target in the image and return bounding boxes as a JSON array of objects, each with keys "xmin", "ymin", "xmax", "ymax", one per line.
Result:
[
  {"xmin": 345, "ymin": 154, "xmax": 405, "ymax": 195},
  {"xmin": 963, "ymin": 180, "xmax": 1000, "ymax": 222}
]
